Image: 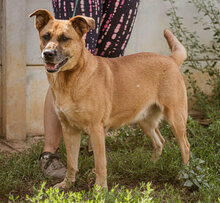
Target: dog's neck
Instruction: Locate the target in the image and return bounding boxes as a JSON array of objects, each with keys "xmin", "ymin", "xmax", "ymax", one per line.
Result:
[
  {"xmin": 47, "ymin": 48, "xmax": 87, "ymax": 86},
  {"xmin": 46, "ymin": 48, "xmax": 97, "ymax": 100}
]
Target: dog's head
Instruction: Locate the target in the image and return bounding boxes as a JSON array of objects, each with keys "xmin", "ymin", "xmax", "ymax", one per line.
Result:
[{"xmin": 30, "ymin": 9, "xmax": 95, "ymax": 73}]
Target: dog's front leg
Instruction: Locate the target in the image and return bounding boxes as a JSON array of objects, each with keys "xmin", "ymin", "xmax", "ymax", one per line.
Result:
[
  {"xmin": 89, "ymin": 124, "xmax": 107, "ymax": 188},
  {"xmin": 54, "ymin": 126, "xmax": 81, "ymax": 189}
]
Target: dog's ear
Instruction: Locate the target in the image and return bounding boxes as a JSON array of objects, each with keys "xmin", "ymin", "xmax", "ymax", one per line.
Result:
[
  {"xmin": 70, "ymin": 15, "xmax": 95, "ymax": 36},
  {"xmin": 29, "ymin": 9, "xmax": 53, "ymax": 31}
]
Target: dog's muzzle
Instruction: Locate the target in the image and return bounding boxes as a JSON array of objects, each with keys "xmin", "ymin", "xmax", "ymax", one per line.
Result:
[{"xmin": 42, "ymin": 49, "xmax": 69, "ymax": 73}]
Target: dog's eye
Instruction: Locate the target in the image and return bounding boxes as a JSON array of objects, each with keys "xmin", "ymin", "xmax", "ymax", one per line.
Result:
[
  {"xmin": 59, "ymin": 35, "xmax": 70, "ymax": 42},
  {"xmin": 42, "ymin": 33, "xmax": 51, "ymax": 41}
]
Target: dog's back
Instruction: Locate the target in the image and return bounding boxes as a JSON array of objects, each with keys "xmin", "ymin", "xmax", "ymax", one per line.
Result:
[{"xmin": 94, "ymin": 30, "xmax": 187, "ymax": 129}]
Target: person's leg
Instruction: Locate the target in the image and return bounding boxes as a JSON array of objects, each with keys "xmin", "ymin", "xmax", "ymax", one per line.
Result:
[
  {"xmin": 43, "ymin": 88, "xmax": 62, "ymax": 154},
  {"xmin": 52, "ymin": 0, "xmax": 103, "ymax": 54},
  {"xmin": 95, "ymin": 0, "xmax": 140, "ymax": 57},
  {"xmin": 39, "ymin": 87, "xmax": 66, "ymax": 179}
]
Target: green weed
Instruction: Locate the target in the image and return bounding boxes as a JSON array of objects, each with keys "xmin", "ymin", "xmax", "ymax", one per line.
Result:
[
  {"xmin": 2, "ymin": 117, "xmax": 219, "ymax": 202},
  {"xmin": 9, "ymin": 182, "xmax": 153, "ymax": 203}
]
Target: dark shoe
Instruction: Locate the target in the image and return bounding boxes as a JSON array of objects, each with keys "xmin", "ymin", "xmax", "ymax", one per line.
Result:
[{"xmin": 38, "ymin": 151, "xmax": 66, "ymax": 180}]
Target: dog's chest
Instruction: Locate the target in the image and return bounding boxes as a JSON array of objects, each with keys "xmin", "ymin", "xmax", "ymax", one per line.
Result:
[
  {"xmin": 54, "ymin": 101, "xmax": 87, "ymax": 128},
  {"xmin": 54, "ymin": 103, "xmax": 69, "ymax": 118}
]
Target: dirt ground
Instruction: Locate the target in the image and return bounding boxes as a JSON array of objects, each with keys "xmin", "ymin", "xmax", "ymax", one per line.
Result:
[{"xmin": 0, "ymin": 135, "xmax": 44, "ymax": 155}]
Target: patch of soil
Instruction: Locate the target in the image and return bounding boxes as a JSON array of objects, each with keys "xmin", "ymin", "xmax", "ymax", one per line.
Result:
[
  {"xmin": 0, "ymin": 135, "xmax": 44, "ymax": 155},
  {"xmin": 189, "ymin": 110, "xmax": 211, "ymax": 126}
]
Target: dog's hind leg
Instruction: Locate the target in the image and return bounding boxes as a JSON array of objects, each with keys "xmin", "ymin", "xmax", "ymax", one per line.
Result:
[
  {"xmin": 139, "ymin": 106, "xmax": 165, "ymax": 162},
  {"xmin": 89, "ymin": 124, "xmax": 107, "ymax": 188},
  {"xmin": 140, "ymin": 121, "xmax": 164, "ymax": 162},
  {"xmin": 164, "ymin": 107, "xmax": 190, "ymax": 165},
  {"xmin": 54, "ymin": 126, "xmax": 81, "ymax": 189},
  {"xmin": 155, "ymin": 127, "xmax": 165, "ymax": 148}
]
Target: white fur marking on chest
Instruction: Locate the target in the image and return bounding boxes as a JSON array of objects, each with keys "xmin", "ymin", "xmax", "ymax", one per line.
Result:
[{"xmin": 54, "ymin": 104, "xmax": 61, "ymax": 115}]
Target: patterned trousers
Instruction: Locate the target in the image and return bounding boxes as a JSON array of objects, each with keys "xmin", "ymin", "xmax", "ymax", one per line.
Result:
[{"xmin": 52, "ymin": 0, "xmax": 140, "ymax": 57}]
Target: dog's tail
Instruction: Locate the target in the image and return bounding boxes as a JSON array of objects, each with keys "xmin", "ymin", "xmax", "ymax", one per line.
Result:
[{"xmin": 164, "ymin": 29, "xmax": 187, "ymax": 67}]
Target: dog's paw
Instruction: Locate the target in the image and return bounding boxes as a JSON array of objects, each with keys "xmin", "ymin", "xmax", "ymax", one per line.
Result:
[
  {"xmin": 53, "ymin": 181, "xmax": 66, "ymax": 189},
  {"xmin": 150, "ymin": 153, "xmax": 159, "ymax": 163},
  {"xmin": 53, "ymin": 179, "xmax": 73, "ymax": 190}
]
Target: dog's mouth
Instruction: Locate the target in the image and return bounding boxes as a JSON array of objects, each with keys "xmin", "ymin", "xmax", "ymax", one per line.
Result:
[{"xmin": 45, "ymin": 57, "xmax": 69, "ymax": 73}]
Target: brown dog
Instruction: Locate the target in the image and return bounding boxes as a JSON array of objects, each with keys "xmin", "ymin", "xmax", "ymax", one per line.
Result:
[{"xmin": 30, "ymin": 9, "xmax": 190, "ymax": 189}]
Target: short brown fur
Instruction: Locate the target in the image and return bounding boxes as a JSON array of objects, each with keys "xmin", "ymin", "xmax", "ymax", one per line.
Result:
[{"xmin": 30, "ymin": 9, "xmax": 190, "ymax": 189}]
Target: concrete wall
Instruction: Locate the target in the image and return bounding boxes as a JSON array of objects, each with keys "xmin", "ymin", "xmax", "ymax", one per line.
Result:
[
  {"xmin": 1, "ymin": 0, "xmax": 219, "ymax": 139},
  {"xmin": 1, "ymin": 0, "xmax": 27, "ymax": 140}
]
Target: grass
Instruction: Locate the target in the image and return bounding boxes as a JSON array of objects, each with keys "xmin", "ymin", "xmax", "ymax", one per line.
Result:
[{"xmin": 1, "ymin": 102, "xmax": 219, "ymax": 203}]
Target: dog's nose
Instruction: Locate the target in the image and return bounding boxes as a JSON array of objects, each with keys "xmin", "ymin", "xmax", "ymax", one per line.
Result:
[{"xmin": 43, "ymin": 50, "xmax": 57, "ymax": 60}]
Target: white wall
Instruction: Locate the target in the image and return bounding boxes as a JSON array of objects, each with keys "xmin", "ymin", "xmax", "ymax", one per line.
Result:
[{"xmin": 126, "ymin": 0, "xmax": 215, "ymax": 56}]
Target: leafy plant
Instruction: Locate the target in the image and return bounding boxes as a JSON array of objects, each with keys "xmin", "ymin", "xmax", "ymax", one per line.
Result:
[
  {"xmin": 181, "ymin": 155, "xmax": 209, "ymax": 189},
  {"xmin": 163, "ymin": 0, "xmax": 220, "ymax": 201},
  {"xmin": 164, "ymin": 0, "xmax": 220, "ymax": 110},
  {"xmin": 9, "ymin": 182, "xmax": 154, "ymax": 203}
]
